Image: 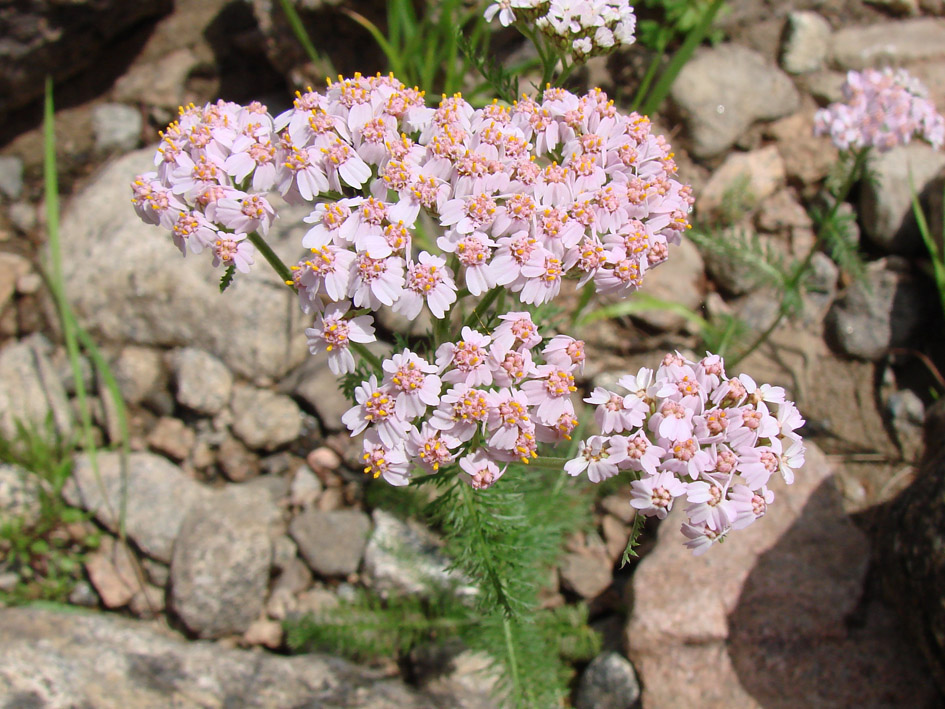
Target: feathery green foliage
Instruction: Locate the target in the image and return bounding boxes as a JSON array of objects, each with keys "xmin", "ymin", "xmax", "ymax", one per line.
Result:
[
  {"xmin": 288, "ymin": 462, "xmax": 598, "ymax": 707},
  {"xmin": 285, "ymin": 588, "xmax": 477, "ymax": 660}
]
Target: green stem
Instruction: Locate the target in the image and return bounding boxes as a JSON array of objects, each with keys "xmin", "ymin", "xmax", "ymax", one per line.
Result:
[
  {"xmin": 247, "ymin": 231, "xmax": 296, "ymax": 288},
  {"xmin": 731, "ymin": 147, "xmax": 869, "ymax": 366},
  {"xmin": 502, "ymin": 616, "xmax": 524, "ymax": 706},
  {"xmin": 351, "ymin": 342, "xmax": 383, "ymax": 376},
  {"xmin": 277, "ymin": 0, "xmax": 336, "ymax": 77},
  {"xmin": 631, "ymin": 33, "xmax": 669, "ymax": 112},
  {"xmin": 463, "ymin": 286, "xmax": 503, "ymax": 330}
]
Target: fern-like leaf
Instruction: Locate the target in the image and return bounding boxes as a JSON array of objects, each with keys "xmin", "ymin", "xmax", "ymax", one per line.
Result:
[{"xmin": 219, "ymin": 265, "xmax": 236, "ymax": 293}]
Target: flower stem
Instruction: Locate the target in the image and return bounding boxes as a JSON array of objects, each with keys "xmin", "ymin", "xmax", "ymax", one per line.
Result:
[
  {"xmin": 248, "ymin": 231, "xmax": 296, "ymax": 289},
  {"xmin": 351, "ymin": 342, "xmax": 383, "ymax": 376},
  {"xmin": 731, "ymin": 147, "xmax": 870, "ymax": 366}
]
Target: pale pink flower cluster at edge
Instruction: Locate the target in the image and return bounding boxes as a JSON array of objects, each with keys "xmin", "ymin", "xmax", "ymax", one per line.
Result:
[
  {"xmin": 814, "ymin": 67, "xmax": 945, "ymax": 152},
  {"xmin": 566, "ymin": 351, "xmax": 805, "ymax": 555},
  {"xmin": 342, "ymin": 311, "xmax": 586, "ymax": 491}
]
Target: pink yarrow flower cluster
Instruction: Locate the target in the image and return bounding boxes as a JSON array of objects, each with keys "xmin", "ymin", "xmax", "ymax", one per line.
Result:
[
  {"xmin": 485, "ymin": 1, "xmax": 636, "ymax": 60},
  {"xmin": 567, "ymin": 352, "xmax": 805, "ymax": 555},
  {"xmin": 132, "ymin": 74, "xmax": 692, "ymax": 345},
  {"xmin": 343, "ymin": 311, "xmax": 586, "ymax": 489},
  {"xmin": 814, "ymin": 67, "xmax": 945, "ymax": 152}
]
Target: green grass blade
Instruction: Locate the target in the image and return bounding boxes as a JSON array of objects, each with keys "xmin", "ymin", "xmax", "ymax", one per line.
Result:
[
  {"xmin": 343, "ymin": 8, "xmax": 406, "ymax": 79},
  {"xmin": 910, "ymin": 176, "xmax": 945, "ymax": 322},
  {"xmin": 277, "ymin": 0, "xmax": 336, "ymax": 77}
]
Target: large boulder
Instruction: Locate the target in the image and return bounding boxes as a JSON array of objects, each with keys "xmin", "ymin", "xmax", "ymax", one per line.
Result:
[
  {"xmin": 0, "ymin": 606, "xmax": 437, "ymax": 707},
  {"xmin": 59, "ymin": 148, "xmax": 309, "ymax": 381},
  {"xmin": 625, "ymin": 443, "xmax": 937, "ymax": 707},
  {"xmin": 670, "ymin": 44, "xmax": 799, "ymax": 159},
  {"xmin": 882, "ymin": 398, "xmax": 945, "ymax": 693}
]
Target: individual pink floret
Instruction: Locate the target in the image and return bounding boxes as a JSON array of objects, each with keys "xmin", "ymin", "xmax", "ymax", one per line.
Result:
[
  {"xmin": 436, "ymin": 327, "xmax": 494, "ymax": 387},
  {"xmin": 630, "ymin": 471, "xmax": 688, "ymax": 519},
  {"xmin": 305, "ymin": 301, "xmax": 376, "ymax": 376},
  {"xmin": 458, "ymin": 451, "xmax": 507, "ymax": 490},
  {"xmin": 382, "ymin": 349, "xmax": 442, "ymax": 419},
  {"xmin": 565, "ymin": 435, "xmax": 629, "ymax": 483},
  {"xmin": 394, "ymin": 251, "xmax": 458, "ymax": 320},
  {"xmin": 361, "ymin": 430, "xmax": 411, "ymax": 486},
  {"xmin": 211, "ymin": 233, "xmax": 255, "ymax": 273},
  {"xmin": 341, "ymin": 376, "xmax": 410, "ymax": 449}
]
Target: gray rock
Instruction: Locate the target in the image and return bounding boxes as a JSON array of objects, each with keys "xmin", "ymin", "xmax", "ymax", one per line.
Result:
[
  {"xmin": 290, "ymin": 463, "xmax": 324, "ymax": 507},
  {"xmin": 84, "ymin": 535, "xmax": 140, "ymax": 609},
  {"xmin": 0, "ymin": 333, "xmax": 73, "ymax": 443},
  {"xmin": 217, "ymin": 434, "xmax": 261, "ymax": 482},
  {"xmin": 825, "ymin": 259, "xmax": 925, "ymax": 360},
  {"xmin": 0, "ymin": 156, "xmax": 24, "ymax": 200},
  {"xmin": 0, "ymin": 251, "xmax": 33, "ymax": 310},
  {"xmin": 363, "ymin": 509, "xmax": 476, "ymax": 597},
  {"xmin": 630, "ymin": 238, "xmax": 704, "ymax": 331},
  {"xmin": 574, "ymin": 652, "xmax": 640, "ymax": 709},
  {"xmin": 670, "ymin": 44, "xmax": 800, "ymax": 159},
  {"xmin": 697, "ymin": 146, "xmax": 786, "ymax": 221},
  {"xmin": 802, "ymin": 252, "xmax": 839, "ymax": 325},
  {"xmin": 559, "ymin": 549, "xmax": 613, "ymax": 599},
  {"xmin": 780, "ymin": 11, "xmax": 831, "ymax": 75},
  {"xmin": 0, "ymin": 464, "xmax": 43, "ymax": 527},
  {"xmin": 169, "ymin": 486, "xmax": 277, "ymax": 638},
  {"xmin": 59, "ymin": 148, "xmax": 309, "ymax": 380},
  {"xmin": 63, "ymin": 451, "xmax": 211, "ymax": 563},
  {"xmin": 230, "ymin": 383, "xmax": 303, "ymax": 451},
  {"xmin": 281, "ymin": 354, "xmax": 354, "ymax": 430},
  {"xmin": 170, "ymin": 347, "xmax": 233, "ymax": 415},
  {"xmin": 0, "ymin": 606, "xmax": 438, "ymax": 707},
  {"xmin": 113, "ymin": 48, "xmax": 199, "ymax": 111},
  {"xmin": 8, "ymin": 201, "xmax": 37, "ymax": 233},
  {"xmin": 421, "ymin": 649, "xmax": 504, "ymax": 709},
  {"xmin": 829, "ymin": 18, "xmax": 945, "ymax": 70},
  {"xmin": 112, "ymin": 345, "xmax": 167, "ymax": 406},
  {"xmin": 626, "ymin": 443, "xmax": 937, "ymax": 708},
  {"xmin": 291, "ymin": 508, "xmax": 372, "ymax": 577},
  {"xmin": 146, "ymin": 416, "xmax": 196, "ymax": 462},
  {"xmin": 860, "ymin": 143, "xmax": 945, "ymax": 254},
  {"xmin": 92, "ymin": 103, "xmax": 142, "ymax": 153}
]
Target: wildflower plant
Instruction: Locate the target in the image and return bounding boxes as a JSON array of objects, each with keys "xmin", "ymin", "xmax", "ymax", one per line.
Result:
[{"xmin": 128, "ymin": 4, "xmax": 807, "ymax": 704}]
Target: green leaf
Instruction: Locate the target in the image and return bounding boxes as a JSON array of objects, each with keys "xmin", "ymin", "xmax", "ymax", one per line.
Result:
[{"xmin": 219, "ymin": 264, "xmax": 236, "ymax": 293}]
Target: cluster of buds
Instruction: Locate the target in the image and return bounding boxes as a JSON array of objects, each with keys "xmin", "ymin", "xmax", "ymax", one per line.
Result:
[
  {"xmin": 567, "ymin": 352, "xmax": 805, "ymax": 554},
  {"xmin": 814, "ymin": 67, "xmax": 945, "ymax": 152},
  {"xmin": 486, "ymin": 0, "xmax": 636, "ymax": 60},
  {"xmin": 342, "ymin": 311, "xmax": 586, "ymax": 489},
  {"xmin": 132, "ymin": 73, "xmax": 692, "ymax": 343}
]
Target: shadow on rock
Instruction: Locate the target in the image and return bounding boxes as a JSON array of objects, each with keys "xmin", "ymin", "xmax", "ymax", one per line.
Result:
[{"xmin": 728, "ymin": 478, "xmax": 939, "ymax": 708}]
